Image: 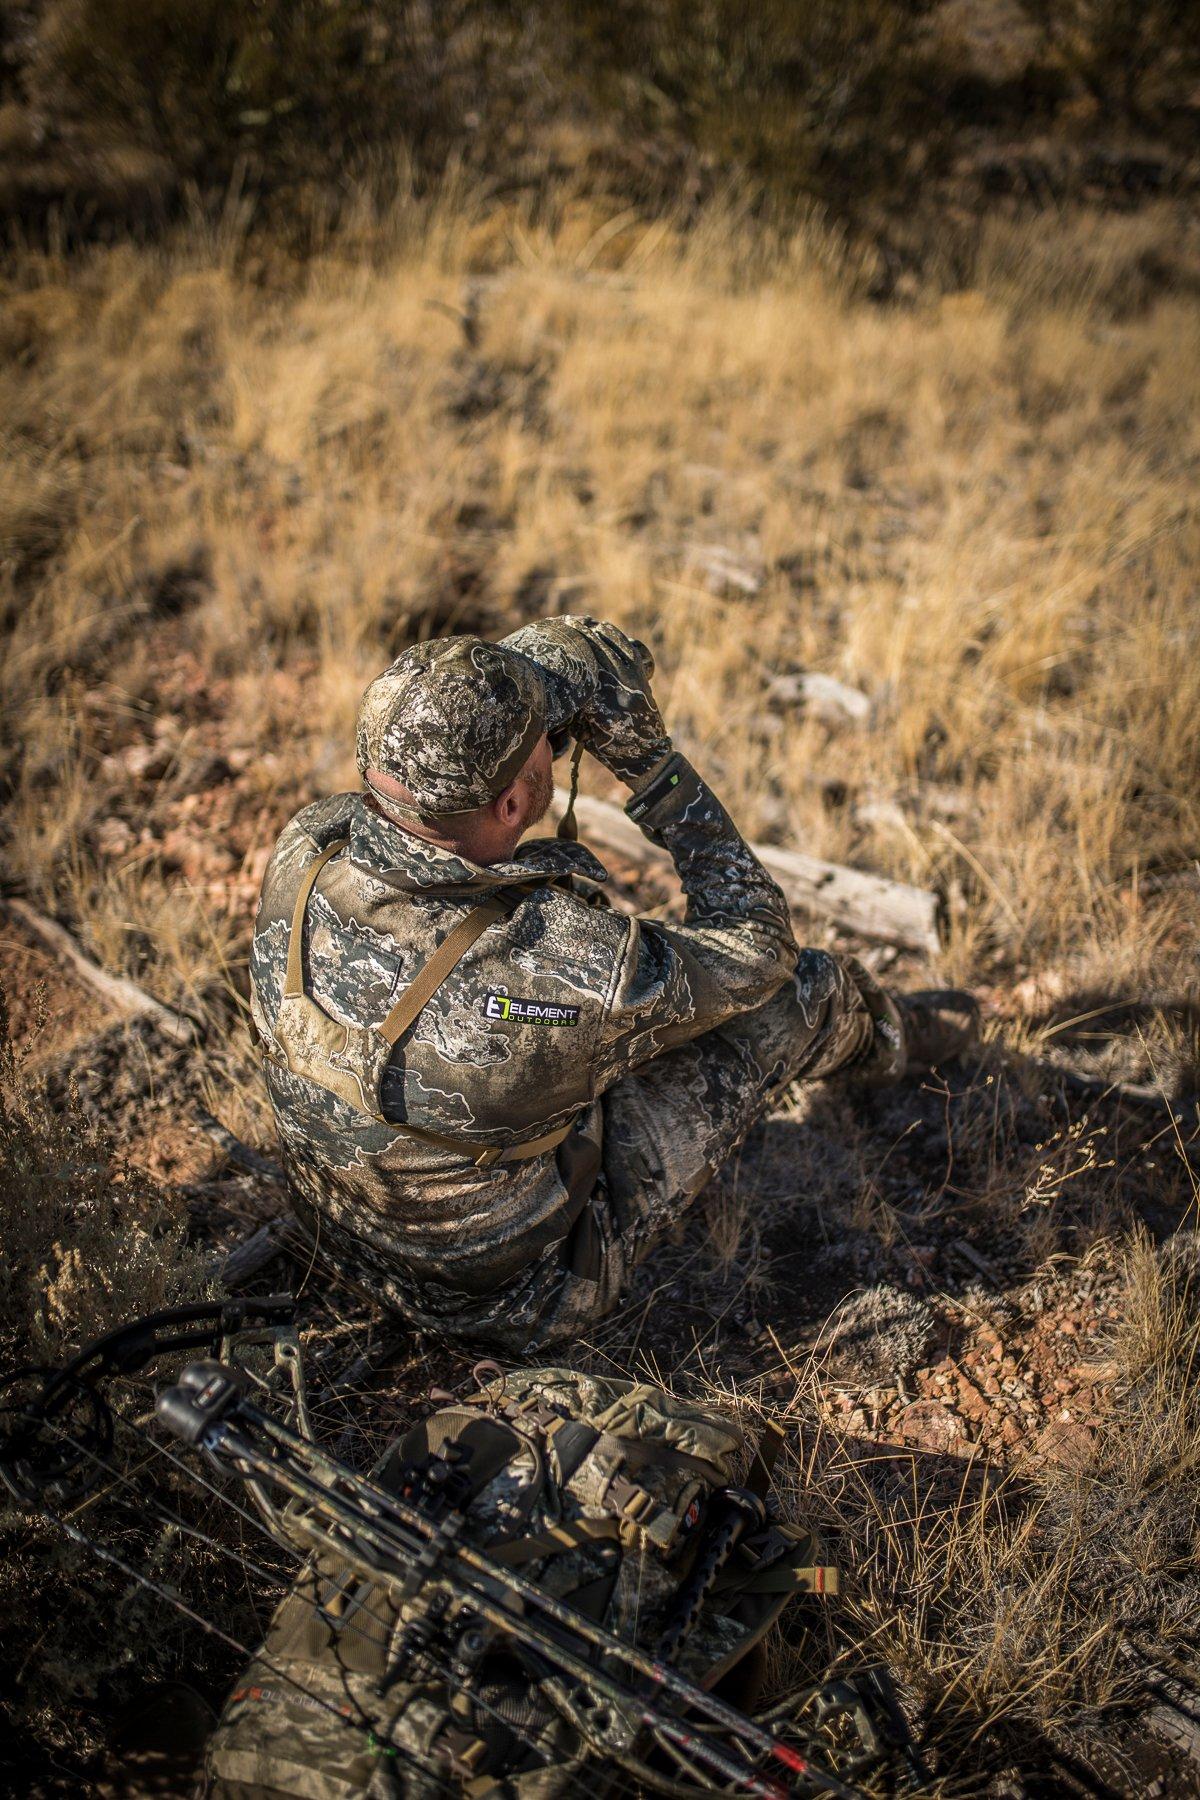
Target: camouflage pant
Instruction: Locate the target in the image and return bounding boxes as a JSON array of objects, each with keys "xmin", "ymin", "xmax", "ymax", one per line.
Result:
[
  {"xmin": 289, "ymin": 951, "xmax": 903, "ymax": 1355},
  {"xmin": 523, "ymin": 949, "xmax": 904, "ymax": 1351}
]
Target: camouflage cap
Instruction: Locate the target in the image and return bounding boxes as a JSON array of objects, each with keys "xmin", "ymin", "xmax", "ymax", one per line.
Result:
[{"xmin": 356, "ymin": 637, "xmax": 547, "ymax": 820}]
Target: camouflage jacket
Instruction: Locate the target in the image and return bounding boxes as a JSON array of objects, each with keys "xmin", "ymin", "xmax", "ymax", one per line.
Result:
[{"xmin": 249, "ymin": 626, "xmax": 797, "ymax": 1343}]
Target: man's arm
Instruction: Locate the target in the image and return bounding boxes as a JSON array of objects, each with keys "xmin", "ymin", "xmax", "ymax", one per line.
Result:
[
  {"xmin": 593, "ymin": 753, "xmax": 798, "ymax": 1085},
  {"xmin": 501, "ymin": 616, "xmax": 798, "ymax": 1083}
]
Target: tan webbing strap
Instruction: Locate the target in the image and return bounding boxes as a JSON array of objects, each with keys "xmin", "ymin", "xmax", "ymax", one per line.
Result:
[
  {"xmin": 284, "ymin": 838, "xmax": 349, "ymax": 998},
  {"xmin": 283, "ymin": 847, "xmax": 581, "ymax": 1162},
  {"xmin": 594, "ymin": 1432, "xmax": 729, "ymax": 1487},
  {"xmin": 399, "ymin": 1111, "xmax": 579, "ymax": 1168},
  {"xmin": 712, "ymin": 1523, "xmax": 839, "ymax": 1599},
  {"xmin": 487, "ymin": 1516, "xmax": 622, "ymax": 1565},
  {"xmin": 730, "ymin": 1561, "xmax": 840, "ymax": 1597},
  {"xmin": 745, "ymin": 1419, "xmax": 786, "ymax": 1499},
  {"xmin": 377, "ymin": 893, "xmax": 509, "ymax": 1048},
  {"xmin": 471, "ymin": 1114, "xmax": 578, "ymax": 1166}
]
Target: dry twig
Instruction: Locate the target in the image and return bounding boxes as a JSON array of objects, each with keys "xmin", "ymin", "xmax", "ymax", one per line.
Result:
[{"xmin": 4, "ymin": 896, "xmax": 198, "ymax": 1045}]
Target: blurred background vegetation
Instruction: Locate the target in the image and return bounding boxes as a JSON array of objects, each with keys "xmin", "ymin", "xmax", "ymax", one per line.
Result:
[{"xmin": 1, "ymin": 0, "xmax": 1197, "ymax": 255}]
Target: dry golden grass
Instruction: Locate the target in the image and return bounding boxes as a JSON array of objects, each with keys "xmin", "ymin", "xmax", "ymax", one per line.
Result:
[
  {"xmin": 680, "ymin": 1225, "xmax": 1198, "ymax": 1791},
  {"xmin": 3, "ymin": 181, "xmax": 1200, "ymax": 1788},
  {"xmin": 3, "ymin": 187, "xmax": 1198, "ymax": 1017}
]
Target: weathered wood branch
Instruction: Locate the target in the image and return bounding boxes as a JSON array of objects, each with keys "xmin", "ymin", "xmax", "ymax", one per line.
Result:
[
  {"xmin": 195, "ymin": 1107, "xmax": 286, "ymax": 1182},
  {"xmin": 219, "ymin": 1217, "xmax": 305, "ymax": 1289},
  {"xmin": 549, "ymin": 789, "xmax": 943, "ymax": 955},
  {"xmin": 4, "ymin": 896, "xmax": 198, "ymax": 1044}
]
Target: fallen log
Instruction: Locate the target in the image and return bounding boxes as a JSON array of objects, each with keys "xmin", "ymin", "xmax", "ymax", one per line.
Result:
[
  {"xmin": 3, "ymin": 896, "xmax": 198, "ymax": 1044},
  {"xmin": 548, "ymin": 789, "xmax": 943, "ymax": 955}
]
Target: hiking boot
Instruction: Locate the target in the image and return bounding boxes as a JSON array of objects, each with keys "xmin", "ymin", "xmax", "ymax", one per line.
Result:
[{"xmin": 896, "ymin": 989, "xmax": 981, "ymax": 1074}]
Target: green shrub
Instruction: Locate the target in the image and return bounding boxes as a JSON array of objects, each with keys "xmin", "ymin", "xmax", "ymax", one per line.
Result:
[
  {"xmin": 31, "ymin": 0, "xmax": 468, "ymax": 187},
  {"xmin": 1017, "ymin": 0, "xmax": 1200, "ymax": 124},
  {"xmin": 16, "ymin": 0, "xmax": 946, "ymax": 223},
  {"xmin": 550, "ymin": 0, "xmax": 943, "ymax": 201}
]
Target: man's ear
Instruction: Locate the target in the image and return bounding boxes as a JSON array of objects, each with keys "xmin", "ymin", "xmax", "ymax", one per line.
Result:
[{"xmin": 493, "ymin": 780, "xmax": 522, "ymax": 826}]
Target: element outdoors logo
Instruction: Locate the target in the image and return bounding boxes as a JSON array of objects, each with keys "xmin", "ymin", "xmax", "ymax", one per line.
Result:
[{"xmin": 484, "ymin": 992, "xmax": 580, "ymax": 1027}]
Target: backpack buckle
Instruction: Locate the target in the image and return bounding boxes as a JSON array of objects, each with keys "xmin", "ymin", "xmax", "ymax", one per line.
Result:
[
  {"xmin": 473, "ymin": 1145, "xmax": 504, "ymax": 1168},
  {"xmin": 619, "ymin": 1486, "xmax": 657, "ymax": 1523}
]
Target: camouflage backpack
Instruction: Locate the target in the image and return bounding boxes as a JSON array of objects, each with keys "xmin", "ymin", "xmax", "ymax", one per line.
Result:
[{"xmin": 202, "ymin": 1365, "xmax": 836, "ymax": 1800}]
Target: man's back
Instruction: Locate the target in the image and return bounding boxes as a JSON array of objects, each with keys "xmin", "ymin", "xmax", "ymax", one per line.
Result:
[
  {"xmin": 250, "ymin": 766, "xmax": 796, "ymax": 1345},
  {"xmin": 250, "ymin": 786, "xmax": 627, "ymax": 1338},
  {"xmin": 247, "ymin": 618, "xmax": 954, "ymax": 1354}
]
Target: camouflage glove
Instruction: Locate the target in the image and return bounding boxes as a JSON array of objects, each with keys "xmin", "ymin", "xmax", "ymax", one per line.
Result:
[
  {"xmin": 501, "ymin": 615, "xmax": 671, "ymax": 785},
  {"xmin": 570, "ymin": 619, "xmax": 671, "ymax": 783}
]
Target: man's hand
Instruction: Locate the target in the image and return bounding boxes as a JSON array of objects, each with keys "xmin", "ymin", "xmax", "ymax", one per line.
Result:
[
  {"xmin": 501, "ymin": 616, "xmax": 671, "ymax": 786},
  {"xmin": 572, "ymin": 620, "xmax": 671, "ymax": 784}
]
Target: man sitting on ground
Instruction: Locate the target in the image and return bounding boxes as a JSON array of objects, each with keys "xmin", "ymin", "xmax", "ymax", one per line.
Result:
[{"xmin": 249, "ymin": 617, "xmax": 977, "ymax": 1350}]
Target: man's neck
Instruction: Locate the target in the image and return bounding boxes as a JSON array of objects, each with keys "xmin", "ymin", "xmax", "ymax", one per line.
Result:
[{"xmin": 365, "ymin": 792, "xmax": 506, "ymax": 866}]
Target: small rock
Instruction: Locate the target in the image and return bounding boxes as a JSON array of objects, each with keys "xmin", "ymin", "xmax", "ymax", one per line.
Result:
[
  {"xmin": 107, "ymin": 741, "xmax": 173, "ymax": 782},
  {"xmin": 1012, "ymin": 968, "xmax": 1069, "ymax": 1013},
  {"xmin": 768, "ymin": 669, "xmax": 872, "ymax": 726},
  {"xmin": 161, "ymin": 827, "xmax": 237, "ymax": 883},
  {"xmin": 896, "ymin": 1399, "xmax": 964, "ymax": 1454},
  {"xmin": 682, "ymin": 542, "xmax": 764, "ymax": 598},
  {"xmin": 96, "ymin": 818, "xmax": 134, "ymax": 857},
  {"xmin": 956, "ymin": 1382, "xmax": 988, "ymax": 1419}
]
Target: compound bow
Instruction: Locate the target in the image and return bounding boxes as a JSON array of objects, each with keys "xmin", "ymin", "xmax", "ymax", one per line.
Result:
[{"xmin": 0, "ymin": 1303, "xmax": 927, "ymax": 1799}]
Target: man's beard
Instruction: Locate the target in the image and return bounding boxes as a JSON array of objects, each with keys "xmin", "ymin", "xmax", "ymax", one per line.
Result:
[{"xmin": 523, "ymin": 760, "xmax": 554, "ymax": 827}]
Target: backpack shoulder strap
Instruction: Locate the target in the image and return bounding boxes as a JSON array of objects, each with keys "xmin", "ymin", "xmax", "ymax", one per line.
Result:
[
  {"xmin": 377, "ymin": 893, "xmax": 509, "ymax": 1047},
  {"xmin": 279, "ymin": 851, "xmax": 581, "ymax": 1158},
  {"xmin": 285, "ymin": 841, "xmax": 509, "ymax": 1036},
  {"xmin": 283, "ymin": 838, "xmax": 349, "ymax": 999}
]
